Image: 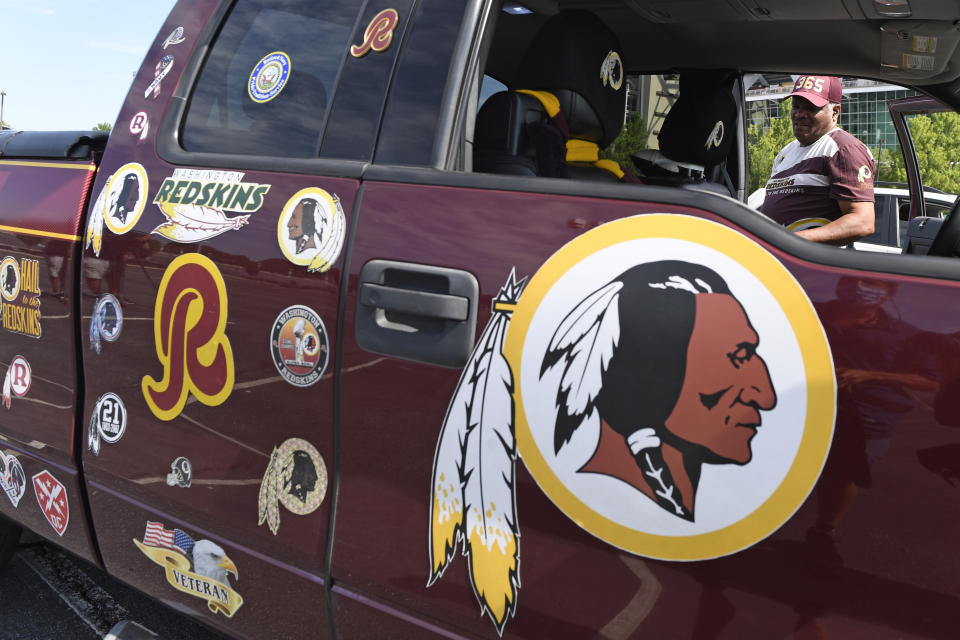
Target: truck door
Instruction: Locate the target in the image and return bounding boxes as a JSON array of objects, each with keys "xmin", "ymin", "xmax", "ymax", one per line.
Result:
[
  {"xmin": 78, "ymin": 1, "xmax": 407, "ymax": 637},
  {"xmin": 332, "ymin": 7, "xmax": 960, "ymax": 640}
]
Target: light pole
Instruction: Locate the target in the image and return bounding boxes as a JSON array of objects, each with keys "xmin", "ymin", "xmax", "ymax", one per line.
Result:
[{"xmin": 0, "ymin": 91, "xmax": 6, "ymax": 130}]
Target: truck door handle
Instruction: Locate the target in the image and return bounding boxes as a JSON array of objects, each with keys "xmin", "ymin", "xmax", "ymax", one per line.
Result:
[
  {"xmin": 355, "ymin": 260, "xmax": 479, "ymax": 368},
  {"xmin": 359, "ymin": 283, "xmax": 469, "ymax": 322}
]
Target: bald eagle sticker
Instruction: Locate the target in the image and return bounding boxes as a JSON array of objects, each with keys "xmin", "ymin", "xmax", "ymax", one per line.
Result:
[{"xmin": 428, "ymin": 214, "xmax": 836, "ymax": 634}]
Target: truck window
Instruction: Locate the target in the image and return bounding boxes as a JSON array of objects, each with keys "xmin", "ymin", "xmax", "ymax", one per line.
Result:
[{"xmin": 181, "ymin": 0, "xmax": 357, "ymax": 157}]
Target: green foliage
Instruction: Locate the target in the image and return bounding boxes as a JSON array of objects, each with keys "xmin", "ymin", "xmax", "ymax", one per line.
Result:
[
  {"xmin": 601, "ymin": 112, "xmax": 648, "ymax": 168},
  {"xmin": 747, "ymin": 100, "xmax": 794, "ymax": 193},
  {"xmin": 93, "ymin": 122, "xmax": 112, "ymax": 132},
  {"xmin": 904, "ymin": 112, "xmax": 960, "ymax": 193}
]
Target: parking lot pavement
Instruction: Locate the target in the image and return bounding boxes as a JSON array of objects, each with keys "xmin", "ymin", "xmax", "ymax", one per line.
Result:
[{"xmin": 0, "ymin": 533, "xmax": 228, "ymax": 640}]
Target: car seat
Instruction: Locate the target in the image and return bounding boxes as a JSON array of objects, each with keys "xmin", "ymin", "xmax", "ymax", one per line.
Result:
[
  {"xmin": 474, "ymin": 10, "xmax": 630, "ymax": 181},
  {"xmin": 631, "ymin": 70, "xmax": 738, "ymax": 196}
]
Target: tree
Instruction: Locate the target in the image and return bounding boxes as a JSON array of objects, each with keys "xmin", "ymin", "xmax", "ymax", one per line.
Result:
[
  {"xmin": 601, "ymin": 112, "xmax": 648, "ymax": 169},
  {"xmin": 747, "ymin": 100, "xmax": 794, "ymax": 193},
  {"xmin": 93, "ymin": 122, "xmax": 112, "ymax": 132}
]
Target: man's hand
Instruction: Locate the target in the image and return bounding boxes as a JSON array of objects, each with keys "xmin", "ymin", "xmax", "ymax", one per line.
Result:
[{"xmin": 795, "ymin": 200, "xmax": 875, "ymax": 245}]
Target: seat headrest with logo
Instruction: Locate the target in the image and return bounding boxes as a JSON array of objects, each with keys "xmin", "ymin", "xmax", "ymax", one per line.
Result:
[
  {"xmin": 658, "ymin": 70, "xmax": 737, "ymax": 168},
  {"xmin": 514, "ymin": 10, "xmax": 626, "ymax": 148}
]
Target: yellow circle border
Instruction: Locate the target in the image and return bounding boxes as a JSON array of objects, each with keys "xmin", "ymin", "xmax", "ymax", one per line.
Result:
[
  {"xmin": 276, "ymin": 187, "xmax": 342, "ymax": 267},
  {"xmin": 0, "ymin": 256, "xmax": 20, "ymax": 302},
  {"xmin": 102, "ymin": 163, "xmax": 149, "ymax": 235},
  {"xmin": 247, "ymin": 51, "xmax": 292, "ymax": 104},
  {"xmin": 505, "ymin": 214, "xmax": 836, "ymax": 561}
]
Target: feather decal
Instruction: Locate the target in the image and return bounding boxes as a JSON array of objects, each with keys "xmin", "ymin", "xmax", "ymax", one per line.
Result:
[
  {"xmin": 258, "ymin": 446, "xmax": 281, "ymax": 535},
  {"xmin": 540, "ymin": 281, "xmax": 622, "ymax": 452},
  {"xmin": 152, "ymin": 204, "xmax": 250, "ymax": 243},
  {"xmin": 307, "ymin": 195, "xmax": 347, "ymax": 274},
  {"xmin": 1, "ymin": 367, "xmax": 11, "ymax": 410},
  {"xmin": 89, "ymin": 312, "xmax": 102, "ymax": 354},
  {"xmin": 88, "ymin": 409, "xmax": 101, "ymax": 455},
  {"xmin": 84, "ymin": 180, "xmax": 108, "ymax": 257},
  {"xmin": 429, "ymin": 269, "xmax": 525, "ymax": 635}
]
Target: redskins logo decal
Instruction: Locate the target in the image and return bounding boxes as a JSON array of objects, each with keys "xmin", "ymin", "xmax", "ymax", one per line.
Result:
[
  {"xmin": 600, "ymin": 50, "xmax": 623, "ymax": 90},
  {"xmin": 350, "ymin": 9, "xmax": 399, "ymax": 58},
  {"xmin": 85, "ymin": 163, "xmax": 149, "ymax": 257},
  {"xmin": 277, "ymin": 188, "xmax": 346, "ymax": 273},
  {"xmin": 428, "ymin": 214, "xmax": 836, "ymax": 634},
  {"xmin": 142, "ymin": 254, "xmax": 234, "ymax": 421}
]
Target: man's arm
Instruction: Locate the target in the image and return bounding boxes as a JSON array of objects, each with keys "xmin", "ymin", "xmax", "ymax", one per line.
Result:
[{"xmin": 795, "ymin": 199, "xmax": 875, "ymax": 245}]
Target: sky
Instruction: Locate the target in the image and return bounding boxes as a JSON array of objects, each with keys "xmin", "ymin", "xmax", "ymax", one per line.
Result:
[{"xmin": 0, "ymin": 0, "xmax": 178, "ymax": 131}]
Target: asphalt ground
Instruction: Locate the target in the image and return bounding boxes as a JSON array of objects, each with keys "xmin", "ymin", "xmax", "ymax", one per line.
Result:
[{"xmin": 0, "ymin": 531, "xmax": 228, "ymax": 640}]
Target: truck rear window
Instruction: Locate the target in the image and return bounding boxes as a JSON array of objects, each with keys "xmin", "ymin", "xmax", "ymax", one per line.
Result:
[{"xmin": 181, "ymin": 0, "xmax": 356, "ymax": 157}]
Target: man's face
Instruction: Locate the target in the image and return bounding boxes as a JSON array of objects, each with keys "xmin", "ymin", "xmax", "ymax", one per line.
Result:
[
  {"xmin": 287, "ymin": 203, "xmax": 304, "ymax": 239},
  {"xmin": 791, "ymin": 96, "xmax": 837, "ymax": 146},
  {"xmin": 663, "ymin": 294, "xmax": 777, "ymax": 464}
]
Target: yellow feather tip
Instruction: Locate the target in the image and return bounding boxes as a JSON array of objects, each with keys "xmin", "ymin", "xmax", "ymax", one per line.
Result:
[{"xmin": 467, "ymin": 525, "xmax": 517, "ymax": 627}]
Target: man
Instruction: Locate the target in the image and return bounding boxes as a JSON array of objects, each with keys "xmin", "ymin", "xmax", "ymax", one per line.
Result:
[
  {"xmin": 759, "ymin": 75, "xmax": 876, "ymax": 245},
  {"xmin": 542, "ymin": 261, "xmax": 778, "ymax": 521}
]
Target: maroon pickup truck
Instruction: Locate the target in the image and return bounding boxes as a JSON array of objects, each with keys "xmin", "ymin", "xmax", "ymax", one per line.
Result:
[{"xmin": 3, "ymin": 1, "xmax": 960, "ymax": 638}]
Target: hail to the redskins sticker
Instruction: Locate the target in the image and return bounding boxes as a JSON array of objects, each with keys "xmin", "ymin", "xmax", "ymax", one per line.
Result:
[
  {"xmin": 277, "ymin": 188, "xmax": 346, "ymax": 273},
  {"xmin": 270, "ymin": 305, "xmax": 329, "ymax": 387},
  {"xmin": 258, "ymin": 437, "xmax": 328, "ymax": 535},
  {"xmin": 510, "ymin": 214, "xmax": 835, "ymax": 560},
  {"xmin": 248, "ymin": 51, "xmax": 291, "ymax": 103},
  {"xmin": 428, "ymin": 214, "xmax": 836, "ymax": 634}
]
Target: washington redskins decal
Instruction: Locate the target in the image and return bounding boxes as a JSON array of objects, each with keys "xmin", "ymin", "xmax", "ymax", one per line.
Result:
[
  {"xmin": 84, "ymin": 162, "xmax": 149, "ymax": 257},
  {"xmin": 428, "ymin": 214, "xmax": 836, "ymax": 634},
  {"xmin": 142, "ymin": 254, "xmax": 234, "ymax": 421}
]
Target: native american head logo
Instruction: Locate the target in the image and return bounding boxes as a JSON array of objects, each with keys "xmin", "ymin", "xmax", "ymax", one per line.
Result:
[{"xmin": 428, "ymin": 214, "xmax": 836, "ymax": 635}]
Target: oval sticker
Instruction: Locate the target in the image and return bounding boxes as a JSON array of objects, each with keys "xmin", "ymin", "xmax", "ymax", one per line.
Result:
[{"xmin": 248, "ymin": 51, "xmax": 292, "ymax": 103}]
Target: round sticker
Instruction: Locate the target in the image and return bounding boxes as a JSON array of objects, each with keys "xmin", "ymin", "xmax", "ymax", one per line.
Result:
[
  {"xmin": 276, "ymin": 188, "xmax": 347, "ymax": 273},
  {"xmin": 94, "ymin": 294, "xmax": 123, "ymax": 342},
  {"xmin": 276, "ymin": 438, "xmax": 327, "ymax": 515},
  {"xmin": 8, "ymin": 356, "xmax": 31, "ymax": 397},
  {"xmin": 601, "ymin": 50, "xmax": 623, "ymax": 90},
  {"xmin": 270, "ymin": 305, "xmax": 329, "ymax": 387},
  {"xmin": 95, "ymin": 392, "xmax": 127, "ymax": 443},
  {"xmin": 505, "ymin": 214, "xmax": 836, "ymax": 561},
  {"xmin": 102, "ymin": 163, "xmax": 149, "ymax": 235},
  {"xmin": 0, "ymin": 257, "xmax": 20, "ymax": 302},
  {"xmin": 248, "ymin": 51, "xmax": 292, "ymax": 103}
]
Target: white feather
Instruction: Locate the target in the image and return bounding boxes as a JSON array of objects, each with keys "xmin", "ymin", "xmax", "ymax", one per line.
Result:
[
  {"xmin": 1, "ymin": 369, "xmax": 10, "ymax": 409},
  {"xmin": 546, "ymin": 282, "xmax": 622, "ymax": 415}
]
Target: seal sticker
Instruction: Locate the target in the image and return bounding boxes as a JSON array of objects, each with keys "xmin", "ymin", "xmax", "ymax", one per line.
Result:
[
  {"xmin": 427, "ymin": 214, "xmax": 836, "ymax": 634},
  {"xmin": 134, "ymin": 521, "xmax": 243, "ymax": 617},
  {"xmin": 166, "ymin": 457, "xmax": 192, "ymax": 488},
  {"xmin": 0, "ymin": 257, "xmax": 41, "ymax": 338},
  {"xmin": 33, "ymin": 470, "xmax": 69, "ymax": 536},
  {"xmin": 87, "ymin": 392, "xmax": 127, "ymax": 455},
  {"xmin": 163, "ymin": 26, "xmax": 185, "ymax": 49},
  {"xmin": 129, "ymin": 111, "xmax": 149, "ymax": 143},
  {"xmin": 85, "ymin": 163, "xmax": 150, "ymax": 257},
  {"xmin": 350, "ymin": 9, "xmax": 399, "ymax": 58},
  {"xmin": 0, "ymin": 451, "xmax": 26, "ymax": 508},
  {"xmin": 270, "ymin": 305, "xmax": 329, "ymax": 387},
  {"xmin": 248, "ymin": 51, "xmax": 291, "ymax": 103},
  {"xmin": 277, "ymin": 188, "xmax": 346, "ymax": 273},
  {"xmin": 90, "ymin": 294, "xmax": 123, "ymax": 355},
  {"xmin": 151, "ymin": 169, "xmax": 271, "ymax": 243},
  {"xmin": 258, "ymin": 438, "xmax": 328, "ymax": 535},
  {"xmin": 145, "ymin": 54, "xmax": 174, "ymax": 99},
  {"xmin": 2, "ymin": 355, "xmax": 32, "ymax": 409}
]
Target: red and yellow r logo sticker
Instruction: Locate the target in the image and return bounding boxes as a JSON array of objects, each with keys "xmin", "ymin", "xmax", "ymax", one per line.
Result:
[
  {"xmin": 350, "ymin": 9, "xmax": 399, "ymax": 58},
  {"xmin": 142, "ymin": 253, "xmax": 234, "ymax": 421}
]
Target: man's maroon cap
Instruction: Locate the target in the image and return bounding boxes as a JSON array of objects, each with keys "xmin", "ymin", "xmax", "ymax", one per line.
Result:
[{"xmin": 788, "ymin": 75, "xmax": 842, "ymax": 107}]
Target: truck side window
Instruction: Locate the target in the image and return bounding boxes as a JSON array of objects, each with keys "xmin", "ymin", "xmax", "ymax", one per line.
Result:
[{"xmin": 181, "ymin": 0, "xmax": 358, "ymax": 157}]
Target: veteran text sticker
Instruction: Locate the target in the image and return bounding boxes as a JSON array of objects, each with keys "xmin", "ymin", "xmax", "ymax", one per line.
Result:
[
  {"xmin": 84, "ymin": 163, "xmax": 150, "ymax": 257},
  {"xmin": 2, "ymin": 355, "xmax": 32, "ymax": 409},
  {"xmin": 33, "ymin": 470, "xmax": 68, "ymax": 536},
  {"xmin": 142, "ymin": 253, "xmax": 234, "ymax": 421},
  {"xmin": 350, "ymin": 9, "xmax": 399, "ymax": 58},
  {"xmin": 277, "ymin": 188, "xmax": 346, "ymax": 273},
  {"xmin": 0, "ymin": 451, "xmax": 26, "ymax": 508},
  {"xmin": 166, "ymin": 457, "xmax": 192, "ymax": 488},
  {"xmin": 90, "ymin": 294, "xmax": 123, "ymax": 355},
  {"xmin": 270, "ymin": 305, "xmax": 329, "ymax": 387},
  {"xmin": 152, "ymin": 169, "xmax": 270, "ymax": 243},
  {"xmin": 0, "ymin": 257, "xmax": 41, "ymax": 338},
  {"xmin": 248, "ymin": 51, "xmax": 291, "ymax": 103},
  {"xmin": 145, "ymin": 54, "xmax": 174, "ymax": 99},
  {"xmin": 135, "ymin": 521, "xmax": 243, "ymax": 617},
  {"xmin": 258, "ymin": 438, "xmax": 328, "ymax": 535},
  {"xmin": 87, "ymin": 392, "xmax": 127, "ymax": 456},
  {"xmin": 428, "ymin": 215, "xmax": 836, "ymax": 634}
]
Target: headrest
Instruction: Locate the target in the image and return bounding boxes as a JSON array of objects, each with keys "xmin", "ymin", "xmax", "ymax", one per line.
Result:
[
  {"xmin": 514, "ymin": 10, "xmax": 626, "ymax": 148},
  {"xmin": 659, "ymin": 71, "xmax": 737, "ymax": 167}
]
